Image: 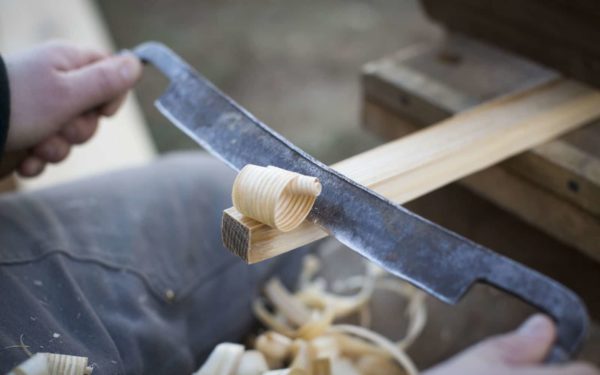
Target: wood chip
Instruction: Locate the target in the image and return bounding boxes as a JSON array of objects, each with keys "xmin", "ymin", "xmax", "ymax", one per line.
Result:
[{"xmin": 232, "ymin": 165, "xmax": 321, "ymax": 232}]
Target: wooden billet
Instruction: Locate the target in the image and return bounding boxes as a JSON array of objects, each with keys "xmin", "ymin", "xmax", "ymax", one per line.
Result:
[{"xmin": 232, "ymin": 165, "xmax": 321, "ymax": 232}]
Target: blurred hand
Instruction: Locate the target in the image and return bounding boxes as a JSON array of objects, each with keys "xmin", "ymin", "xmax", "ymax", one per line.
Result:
[
  {"xmin": 2, "ymin": 40, "xmax": 142, "ymax": 177},
  {"xmin": 423, "ymin": 315, "xmax": 599, "ymax": 375}
]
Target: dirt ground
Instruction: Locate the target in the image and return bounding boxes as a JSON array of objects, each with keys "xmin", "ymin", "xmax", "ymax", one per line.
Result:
[{"xmin": 97, "ymin": 0, "xmax": 599, "ymax": 368}]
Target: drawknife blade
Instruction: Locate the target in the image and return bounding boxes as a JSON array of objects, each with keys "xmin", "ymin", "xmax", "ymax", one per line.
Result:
[{"xmin": 132, "ymin": 42, "xmax": 588, "ymax": 362}]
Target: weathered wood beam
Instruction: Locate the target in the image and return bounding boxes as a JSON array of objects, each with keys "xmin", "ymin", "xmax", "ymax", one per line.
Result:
[
  {"xmin": 361, "ymin": 35, "xmax": 600, "ymax": 260},
  {"xmin": 361, "ymin": 34, "xmax": 600, "ymax": 219},
  {"xmin": 222, "ymin": 79, "xmax": 600, "ymax": 263}
]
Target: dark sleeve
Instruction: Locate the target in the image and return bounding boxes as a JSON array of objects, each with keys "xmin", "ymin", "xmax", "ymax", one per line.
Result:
[{"xmin": 0, "ymin": 55, "xmax": 10, "ymax": 156}]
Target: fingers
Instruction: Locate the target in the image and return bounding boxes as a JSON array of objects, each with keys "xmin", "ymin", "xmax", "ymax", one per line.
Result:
[
  {"xmin": 60, "ymin": 113, "xmax": 100, "ymax": 144},
  {"xmin": 471, "ymin": 314, "xmax": 556, "ymax": 365},
  {"xmin": 422, "ymin": 314, "xmax": 597, "ymax": 375},
  {"xmin": 19, "ymin": 135, "xmax": 70, "ymax": 178},
  {"xmin": 32, "ymin": 112, "xmax": 100, "ymax": 161},
  {"xmin": 66, "ymin": 53, "xmax": 142, "ymax": 115},
  {"xmin": 18, "ymin": 155, "xmax": 46, "ymax": 178},
  {"xmin": 17, "ymin": 114, "xmax": 99, "ymax": 177},
  {"xmin": 99, "ymin": 92, "xmax": 127, "ymax": 117},
  {"xmin": 32, "ymin": 135, "xmax": 71, "ymax": 163}
]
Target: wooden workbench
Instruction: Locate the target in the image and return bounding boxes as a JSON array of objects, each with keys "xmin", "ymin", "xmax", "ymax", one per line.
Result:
[{"xmin": 362, "ymin": 34, "xmax": 600, "ymax": 264}]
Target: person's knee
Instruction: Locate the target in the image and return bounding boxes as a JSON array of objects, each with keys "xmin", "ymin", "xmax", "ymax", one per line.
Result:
[
  {"xmin": 150, "ymin": 151, "xmax": 237, "ymax": 201},
  {"xmin": 157, "ymin": 151, "xmax": 235, "ymax": 184},
  {"xmin": 152, "ymin": 151, "xmax": 237, "ymax": 224}
]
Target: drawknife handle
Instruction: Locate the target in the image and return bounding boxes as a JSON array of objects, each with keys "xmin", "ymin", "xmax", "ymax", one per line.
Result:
[{"xmin": 480, "ymin": 251, "xmax": 588, "ymax": 363}]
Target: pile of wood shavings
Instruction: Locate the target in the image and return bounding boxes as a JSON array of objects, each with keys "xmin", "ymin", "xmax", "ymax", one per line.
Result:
[{"xmin": 193, "ymin": 253, "xmax": 427, "ymax": 375}]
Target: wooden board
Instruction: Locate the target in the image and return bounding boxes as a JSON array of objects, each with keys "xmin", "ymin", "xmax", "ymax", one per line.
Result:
[
  {"xmin": 361, "ymin": 34, "xmax": 600, "ymax": 259},
  {"xmin": 222, "ymin": 79, "xmax": 600, "ymax": 263},
  {"xmin": 0, "ymin": 0, "xmax": 155, "ymax": 190}
]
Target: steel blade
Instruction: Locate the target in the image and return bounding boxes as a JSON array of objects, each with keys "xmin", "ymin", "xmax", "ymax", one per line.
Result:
[{"xmin": 133, "ymin": 42, "xmax": 588, "ymax": 362}]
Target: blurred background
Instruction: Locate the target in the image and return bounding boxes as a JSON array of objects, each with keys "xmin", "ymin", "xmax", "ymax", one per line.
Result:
[{"xmin": 98, "ymin": 0, "xmax": 440, "ymax": 163}]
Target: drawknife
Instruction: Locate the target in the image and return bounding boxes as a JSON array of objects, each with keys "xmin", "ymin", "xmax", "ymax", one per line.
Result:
[{"xmin": 131, "ymin": 42, "xmax": 588, "ymax": 363}]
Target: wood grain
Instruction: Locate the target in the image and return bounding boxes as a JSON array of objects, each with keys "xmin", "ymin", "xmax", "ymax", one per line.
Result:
[
  {"xmin": 222, "ymin": 79, "xmax": 600, "ymax": 263},
  {"xmin": 231, "ymin": 165, "xmax": 321, "ymax": 232}
]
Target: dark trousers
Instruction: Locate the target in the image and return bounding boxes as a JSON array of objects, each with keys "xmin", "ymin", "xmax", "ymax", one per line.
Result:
[{"xmin": 0, "ymin": 153, "xmax": 305, "ymax": 374}]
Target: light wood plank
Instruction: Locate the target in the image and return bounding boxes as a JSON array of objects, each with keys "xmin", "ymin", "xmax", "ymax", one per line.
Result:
[{"xmin": 222, "ymin": 80, "xmax": 600, "ymax": 263}]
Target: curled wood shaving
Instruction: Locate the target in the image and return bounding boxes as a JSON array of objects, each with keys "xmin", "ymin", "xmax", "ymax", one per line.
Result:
[
  {"xmin": 8, "ymin": 353, "xmax": 93, "ymax": 375},
  {"xmin": 193, "ymin": 343, "xmax": 244, "ymax": 375},
  {"xmin": 330, "ymin": 325, "xmax": 417, "ymax": 375},
  {"xmin": 325, "ymin": 269, "xmax": 427, "ymax": 350},
  {"xmin": 330, "ymin": 358, "xmax": 361, "ymax": 375},
  {"xmin": 7, "ymin": 353, "xmax": 48, "ymax": 375},
  {"xmin": 195, "ymin": 250, "xmax": 427, "ymax": 375},
  {"xmin": 253, "ymin": 299, "xmax": 297, "ymax": 338},
  {"xmin": 236, "ymin": 350, "xmax": 269, "ymax": 375},
  {"xmin": 375, "ymin": 279, "xmax": 427, "ymax": 350},
  {"xmin": 265, "ymin": 279, "xmax": 313, "ymax": 326},
  {"xmin": 312, "ymin": 357, "xmax": 332, "ymax": 375},
  {"xmin": 331, "ymin": 333, "xmax": 386, "ymax": 358},
  {"xmin": 232, "ymin": 165, "xmax": 321, "ymax": 232},
  {"xmin": 296, "ymin": 264, "xmax": 378, "ymax": 319},
  {"xmin": 289, "ymin": 340, "xmax": 311, "ymax": 372},
  {"xmin": 255, "ymin": 332, "xmax": 293, "ymax": 369},
  {"xmin": 309, "ymin": 336, "xmax": 340, "ymax": 360}
]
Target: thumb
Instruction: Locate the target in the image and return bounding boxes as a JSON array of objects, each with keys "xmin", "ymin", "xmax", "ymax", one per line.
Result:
[
  {"xmin": 66, "ymin": 53, "xmax": 142, "ymax": 114},
  {"xmin": 472, "ymin": 314, "xmax": 556, "ymax": 366}
]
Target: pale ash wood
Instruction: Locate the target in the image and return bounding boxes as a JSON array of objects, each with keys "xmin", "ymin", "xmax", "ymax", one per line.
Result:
[
  {"xmin": 222, "ymin": 79, "xmax": 600, "ymax": 263},
  {"xmin": 232, "ymin": 165, "xmax": 321, "ymax": 232}
]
